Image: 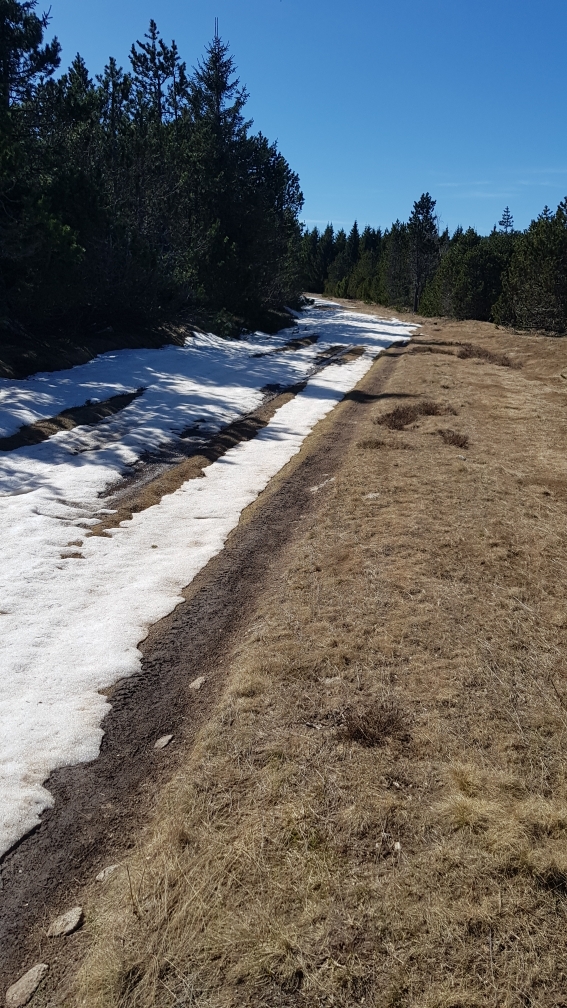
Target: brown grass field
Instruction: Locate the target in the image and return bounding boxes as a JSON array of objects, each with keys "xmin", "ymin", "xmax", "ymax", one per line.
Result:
[{"xmin": 54, "ymin": 302, "xmax": 567, "ymax": 1007}]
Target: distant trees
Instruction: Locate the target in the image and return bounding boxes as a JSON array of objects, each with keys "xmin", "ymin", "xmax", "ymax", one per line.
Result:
[
  {"xmin": 420, "ymin": 227, "xmax": 514, "ymax": 321},
  {"xmin": 301, "ymin": 197, "xmax": 567, "ymax": 332},
  {"xmin": 496, "ymin": 201, "xmax": 567, "ymax": 331},
  {"xmin": 0, "ymin": 5, "xmax": 304, "ymax": 336}
]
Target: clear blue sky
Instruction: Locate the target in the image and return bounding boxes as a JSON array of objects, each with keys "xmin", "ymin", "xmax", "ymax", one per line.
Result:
[{"xmin": 47, "ymin": 0, "xmax": 567, "ymax": 236}]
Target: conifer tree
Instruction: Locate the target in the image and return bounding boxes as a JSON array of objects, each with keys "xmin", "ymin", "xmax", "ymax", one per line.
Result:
[
  {"xmin": 130, "ymin": 20, "xmax": 170, "ymax": 123},
  {"xmin": 0, "ymin": 0, "xmax": 60, "ymax": 111},
  {"xmin": 498, "ymin": 206, "xmax": 514, "ymax": 233},
  {"xmin": 347, "ymin": 221, "xmax": 360, "ymax": 264},
  {"xmin": 189, "ymin": 33, "xmax": 249, "ymax": 138},
  {"xmin": 408, "ymin": 192, "xmax": 439, "ymax": 311},
  {"xmin": 97, "ymin": 58, "xmax": 132, "ymax": 141}
]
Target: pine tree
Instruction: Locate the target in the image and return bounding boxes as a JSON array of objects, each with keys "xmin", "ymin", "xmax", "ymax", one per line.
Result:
[
  {"xmin": 408, "ymin": 193, "xmax": 439, "ymax": 311},
  {"xmin": 97, "ymin": 58, "xmax": 131, "ymax": 141},
  {"xmin": 130, "ymin": 20, "xmax": 169, "ymax": 123},
  {"xmin": 0, "ymin": 0, "xmax": 60, "ymax": 111},
  {"xmin": 498, "ymin": 206, "xmax": 514, "ymax": 233},
  {"xmin": 189, "ymin": 34, "xmax": 249, "ymax": 137},
  {"xmin": 164, "ymin": 40, "xmax": 189, "ymax": 122},
  {"xmin": 347, "ymin": 221, "xmax": 360, "ymax": 265}
]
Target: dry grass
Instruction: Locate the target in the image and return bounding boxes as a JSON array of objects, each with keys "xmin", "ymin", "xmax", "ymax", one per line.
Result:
[
  {"xmin": 456, "ymin": 343, "xmax": 517, "ymax": 368},
  {"xmin": 374, "ymin": 399, "xmax": 456, "ymax": 430},
  {"xmin": 357, "ymin": 437, "xmax": 387, "ymax": 449},
  {"xmin": 340, "ymin": 701, "xmax": 411, "ymax": 748},
  {"xmin": 437, "ymin": 428, "xmax": 469, "ymax": 449},
  {"xmin": 66, "ymin": 310, "xmax": 567, "ymax": 1008},
  {"xmin": 410, "ymin": 345, "xmax": 456, "ymax": 357}
]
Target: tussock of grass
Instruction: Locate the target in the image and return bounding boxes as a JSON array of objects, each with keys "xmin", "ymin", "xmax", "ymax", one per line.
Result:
[
  {"xmin": 437, "ymin": 428, "xmax": 469, "ymax": 449},
  {"xmin": 374, "ymin": 400, "xmax": 456, "ymax": 430},
  {"xmin": 410, "ymin": 345, "xmax": 456, "ymax": 357},
  {"xmin": 457, "ymin": 342, "xmax": 517, "ymax": 368},
  {"xmin": 357, "ymin": 437, "xmax": 387, "ymax": 449},
  {"xmin": 340, "ymin": 701, "xmax": 410, "ymax": 747},
  {"xmin": 72, "ymin": 315, "xmax": 567, "ymax": 1008}
]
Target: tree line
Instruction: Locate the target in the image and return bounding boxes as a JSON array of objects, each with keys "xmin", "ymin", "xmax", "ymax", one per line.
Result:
[
  {"xmin": 301, "ymin": 195, "xmax": 567, "ymax": 332},
  {"xmin": 0, "ymin": 1, "xmax": 304, "ymax": 339}
]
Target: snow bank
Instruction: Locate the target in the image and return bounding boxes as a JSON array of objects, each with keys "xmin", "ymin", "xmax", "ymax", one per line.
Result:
[{"xmin": 0, "ymin": 304, "xmax": 416, "ymax": 856}]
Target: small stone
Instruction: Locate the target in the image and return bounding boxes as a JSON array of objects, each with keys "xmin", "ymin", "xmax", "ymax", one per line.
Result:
[
  {"xmin": 5, "ymin": 964, "xmax": 48, "ymax": 1007},
  {"xmin": 96, "ymin": 864, "xmax": 119, "ymax": 883},
  {"xmin": 47, "ymin": 905, "xmax": 83, "ymax": 937},
  {"xmin": 189, "ymin": 676, "xmax": 206, "ymax": 691},
  {"xmin": 154, "ymin": 734, "xmax": 173, "ymax": 750}
]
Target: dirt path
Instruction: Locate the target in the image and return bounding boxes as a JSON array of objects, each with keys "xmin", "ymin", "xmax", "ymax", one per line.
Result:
[{"xmin": 0, "ymin": 345, "xmax": 404, "ymax": 990}]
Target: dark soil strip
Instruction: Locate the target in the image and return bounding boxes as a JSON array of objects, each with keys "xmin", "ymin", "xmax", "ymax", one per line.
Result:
[
  {"xmin": 0, "ymin": 390, "xmax": 144, "ymax": 452},
  {"xmin": 0, "ymin": 348, "xmax": 405, "ymax": 992}
]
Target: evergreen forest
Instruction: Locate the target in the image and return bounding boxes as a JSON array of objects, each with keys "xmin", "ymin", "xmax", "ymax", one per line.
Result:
[
  {"xmin": 0, "ymin": 0, "xmax": 304, "ymax": 355},
  {"xmin": 301, "ymin": 194, "xmax": 567, "ymax": 332}
]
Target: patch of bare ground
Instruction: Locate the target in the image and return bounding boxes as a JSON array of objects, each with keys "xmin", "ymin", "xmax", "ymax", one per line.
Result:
[{"xmin": 39, "ymin": 307, "xmax": 567, "ymax": 1006}]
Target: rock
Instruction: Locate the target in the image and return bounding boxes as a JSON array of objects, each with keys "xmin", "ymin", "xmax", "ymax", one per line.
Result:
[
  {"xmin": 154, "ymin": 734, "xmax": 173, "ymax": 750},
  {"xmin": 47, "ymin": 905, "xmax": 83, "ymax": 937},
  {"xmin": 96, "ymin": 864, "xmax": 119, "ymax": 883},
  {"xmin": 189, "ymin": 676, "xmax": 206, "ymax": 691},
  {"xmin": 5, "ymin": 964, "xmax": 48, "ymax": 1007}
]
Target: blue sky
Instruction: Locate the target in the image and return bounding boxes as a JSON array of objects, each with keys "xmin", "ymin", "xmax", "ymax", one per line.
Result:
[{"xmin": 47, "ymin": 0, "xmax": 567, "ymax": 236}]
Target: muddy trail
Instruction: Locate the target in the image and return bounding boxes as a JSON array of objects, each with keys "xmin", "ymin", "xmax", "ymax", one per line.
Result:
[{"xmin": 0, "ymin": 346, "xmax": 405, "ymax": 988}]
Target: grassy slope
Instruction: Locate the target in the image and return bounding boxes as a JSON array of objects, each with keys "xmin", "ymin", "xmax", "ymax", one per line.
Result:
[{"xmin": 65, "ymin": 307, "xmax": 567, "ymax": 1007}]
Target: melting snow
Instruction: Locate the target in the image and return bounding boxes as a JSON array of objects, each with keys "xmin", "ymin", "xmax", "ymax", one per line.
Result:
[{"xmin": 0, "ymin": 301, "xmax": 416, "ymax": 856}]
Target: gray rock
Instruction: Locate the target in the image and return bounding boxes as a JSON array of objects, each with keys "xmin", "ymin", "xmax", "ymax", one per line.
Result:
[
  {"xmin": 96, "ymin": 864, "xmax": 119, "ymax": 883},
  {"xmin": 189, "ymin": 676, "xmax": 206, "ymax": 690},
  {"xmin": 154, "ymin": 734, "xmax": 173, "ymax": 750},
  {"xmin": 47, "ymin": 905, "xmax": 83, "ymax": 937},
  {"xmin": 5, "ymin": 964, "xmax": 48, "ymax": 1008}
]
